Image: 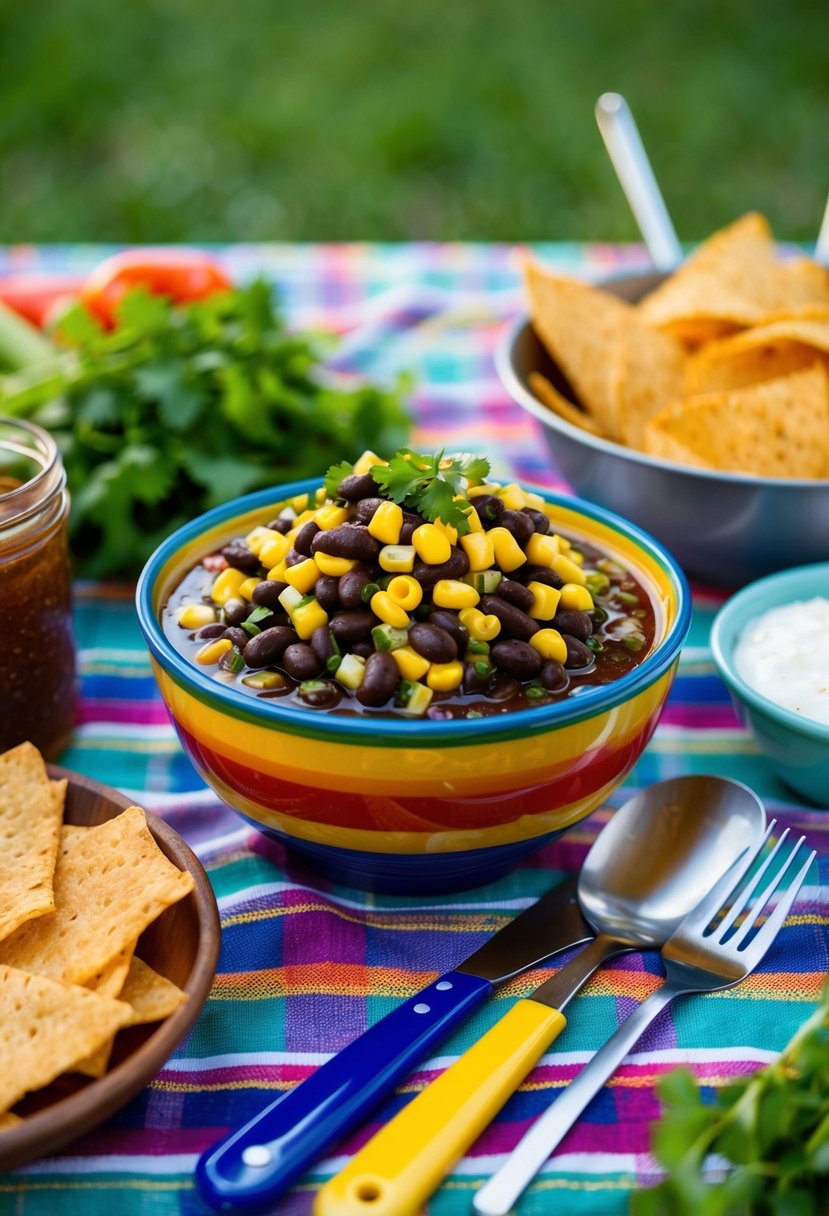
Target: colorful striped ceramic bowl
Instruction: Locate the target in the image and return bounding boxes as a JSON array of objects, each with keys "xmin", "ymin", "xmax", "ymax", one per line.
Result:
[{"xmin": 136, "ymin": 480, "xmax": 691, "ymax": 893}]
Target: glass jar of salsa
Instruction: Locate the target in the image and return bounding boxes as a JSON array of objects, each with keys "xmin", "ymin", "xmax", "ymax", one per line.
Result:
[{"xmin": 0, "ymin": 417, "xmax": 75, "ymax": 757}]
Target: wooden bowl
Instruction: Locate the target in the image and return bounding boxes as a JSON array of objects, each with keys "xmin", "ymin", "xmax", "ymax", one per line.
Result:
[{"xmin": 0, "ymin": 766, "xmax": 220, "ymax": 1172}]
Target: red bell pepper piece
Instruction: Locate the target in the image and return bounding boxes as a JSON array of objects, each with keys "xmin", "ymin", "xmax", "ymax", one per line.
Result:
[
  {"xmin": 82, "ymin": 249, "xmax": 232, "ymax": 325},
  {"xmin": 0, "ymin": 275, "xmax": 87, "ymax": 327}
]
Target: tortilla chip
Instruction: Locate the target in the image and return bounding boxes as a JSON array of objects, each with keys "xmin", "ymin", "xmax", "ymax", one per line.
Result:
[
  {"xmin": 0, "ymin": 806, "xmax": 194, "ymax": 987},
  {"xmin": 59, "ymin": 823, "xmax": 89, "ymax": 856},
  {"xmin": 643, "ymin": 364, "xmax": 829, "ymax": 478},
  {"xmin": 528, "ymin": 371, "xmax": 610, "ymax": 437},
  {"xmin": 609, "ymin": 320, "xmax": 687, "ymax": 446},
  {"xmin": 523, "ymin": 258, "xmax": 632, "ymax": 437},
  {"xmin": 685, "ymin": 343, "xmax": 819, "ymax": 394},
  {"xmin": 73, "ymin": 1041, "xmax": 114, "ymax": 1080},
  {"xmin": 0, "ymin": 965, "xmax": 131, "ymax": 1114},
  {"xmin": 120, "ymin": 956, "xmax": 188, "ymax": 1026},
  {"xmin": 0, "ymin": 744, "xmax": 64, "ymax": 944},
  {"xmin": 86, "ymin": 942, "xmax": 135, "ymax": 999},
  {"xmin": 639, "ymin": 213, "xmax": 781, "ymax": 343}
]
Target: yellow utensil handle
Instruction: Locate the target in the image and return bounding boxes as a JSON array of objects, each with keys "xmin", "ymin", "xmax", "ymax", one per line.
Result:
[{"xmin": 313, "ymin": 998, "xmax": 566, "ymax": 1216}]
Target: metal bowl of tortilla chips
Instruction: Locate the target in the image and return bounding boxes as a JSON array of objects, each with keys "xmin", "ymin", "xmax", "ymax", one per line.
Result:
[
  {"xmin": 498, "ymin": 214, "xmax": 829, "ymax": 587},
  {"xmin": 0, "ymin": 744, "xmax": 220, "ymax": 1171}
]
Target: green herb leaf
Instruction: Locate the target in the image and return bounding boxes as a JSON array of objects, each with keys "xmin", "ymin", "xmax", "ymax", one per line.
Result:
[
  {"xmin": 324, "ymin": 459, "xmax": 354, "ymax": 499},
  {"xmin": 370, "ymin": 448, "xmax": 490, "ymax": 532}
]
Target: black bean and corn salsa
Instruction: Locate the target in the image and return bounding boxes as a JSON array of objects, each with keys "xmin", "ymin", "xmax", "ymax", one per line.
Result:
[{"xmin": 162, "ymin": 449, "xmax": 657, "ymax": 720}]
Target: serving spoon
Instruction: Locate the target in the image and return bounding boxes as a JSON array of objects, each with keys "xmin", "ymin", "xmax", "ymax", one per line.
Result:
[{"xmin": 315, "ymin": 775, "xmax": 766, "ymax": 1216}]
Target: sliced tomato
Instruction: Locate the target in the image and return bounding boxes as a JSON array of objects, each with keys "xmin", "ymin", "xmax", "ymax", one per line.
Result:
[
  {"xmin": 82, "ymin": 249, "xmax": 233, "ymax": 325},
  {"xmin": 0, "ymin": 275, "xmax": 87, "ymax": 327}
]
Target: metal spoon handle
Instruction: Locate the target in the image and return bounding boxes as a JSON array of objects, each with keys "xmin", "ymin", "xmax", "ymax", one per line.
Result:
[
  {"xmin": 815, "ymin": 187, "xmax": 829, "ymax": 265},
  {"xmin": 473, "ymin": 981, "xmax": 680, "ymax": 1216},
  {"xmin": 595, "ymin": 92, "xmax": 683, "ymax": 271}
]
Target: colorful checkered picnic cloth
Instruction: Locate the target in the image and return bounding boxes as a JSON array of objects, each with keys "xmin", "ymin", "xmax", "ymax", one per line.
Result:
[{"xmin": 0, "ymin": 244, "xmax": 827, "ymax": 1216}]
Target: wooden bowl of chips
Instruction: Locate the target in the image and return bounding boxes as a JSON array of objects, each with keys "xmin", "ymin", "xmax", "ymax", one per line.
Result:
[
  {"xmin": 498, "ymin": 214, "xmax": 829, "ymax": 587},
  {"xmin": 0, "ymin": 748, "xmax": 220, "ymax": 1171}
]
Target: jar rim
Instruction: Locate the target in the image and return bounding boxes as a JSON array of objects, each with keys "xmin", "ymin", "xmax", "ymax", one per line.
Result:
[{"xmin": 0, "ymin": 416, "xmax": 64, "ymax": 529}]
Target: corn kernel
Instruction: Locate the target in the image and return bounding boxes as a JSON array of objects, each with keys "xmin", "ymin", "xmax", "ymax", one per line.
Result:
[
  {"xmin": 259, "ymin": 533, "xmax": 291, "ymax": 570},
  {"xmin": 196, "ymin": 637, "xmax": 233, "ymax": 665},
  {"xmin": 293, "ymin": 507, "xmax": 317, "ymax": 527},
  {"xmin": 387, "ymin": 575, "xmax": 422, "ymax": 611},
  {"xmin": 392, "ymin": 645, "xmax": 431, "ymax": 681},
  {"xmin": 367, "ymin": 500, "xmax": 403, "ymax": 544},
  {"xmin": 427, "ymin": 659, "xmax": 464, "ymax": 692},
  {"xmin": 559, "ymin": 582, "xmax": 594, "ymax": 611},
  {"xmin": 211, "ymin": 567, "xmax": 247, "ymax": 605},
  {"xmin": 314, "ymin": 553, "xmax": 358, "ymax": 577},
  {"xmin": 551, "ymin": 553, "xmax": 587, "ymax": 586},
  {"xmin": 462, "ymin": 503, "xmax": 484, "ymax": 533},
  {"xmin": 412, "ymin": 523, "xmax": 452, "ymax": 565},
  {"xmin": 267, "ymin": 560, "xmax": 288, "ymax": 582},
  {"xmin": 459, "ymin": 531, "xmax": 495, "ymax": 572},
  {"xmin": 239, "ymin": 577, "xmax": 260, "ymax": 601},
  {"xmin": 177, "ymin": 603, "xmax": 217, "ymax": 630},
  {"xmin": 245, "ymin": 525, "xmax": 280, "ymax": 556},
  {"xmin": 371, "ymin": 591, "xmax": 410, "ymax": 629},
  {"xmin": 530, "ymin": 629, "xmax": 568, "ymax": 664},
  {"xmin": 315, "ymin": 504, "xmax": 350, "ymax": 531},
  {"xmin": 569, "ymin": 549, "xmax": 585, "ymax": 566},
  {"xmin": 552, "ymin": 533, "xmax": 572, "ymax": 553},
  {"xmin": 378, "ymin": 544, "xmax": 416, "ymax": 573},
  {"xmin": 292, "ymin": 598, "xmax": 329, "ymax": 640},
  {"xmin": 285, "ymin": 558, "xmax": 321, "ymax": 594},
  {"xmin": 459, "ymin": 606, "xmax": 501, "ymax": 642},
  {"xmin": 467, "ymin": 483, "xmax": 500, "ymax": 499},
  {"xmin": 499, "ymin": 482, "xmax": 528, "ymax": 510},
  {"xmin": 433, "ymin": 518, "xmax": 458, "ymax": 546},
  {"xmin": 353, "ymin": 450, "xmax": 385, "ymax": 476},
  {"xmin": 527, "ymin": 581, "xmax": 562, "ymax": 620},
  {"xmin": 315, "ymin": 485, "xmax": 327, "ymax": 503},
  {"xmin": 337, "ymin": 652, "xmax": 366, "ymax": 689},
  {"xmin": 524, "ymin": 533, "xmax": 560, "ymax": 568},
  {"xmin": 290, "ymin": 494, "xmax": 310, "ymax": 513},
  {"xmin": 432, "ymin": 579, "xmax": 480, "ymax": 610},
  {"xmin": 526, "ymin": 491, "xmax": 546, "ymax": 508},
  {"xmin": 489, "ymin": 527, "xmax": 527, "ymax": 573}
]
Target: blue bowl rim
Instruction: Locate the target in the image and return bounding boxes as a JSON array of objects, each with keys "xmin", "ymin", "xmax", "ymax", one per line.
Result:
[
  {"xmin": 711, "ymin": 561, "xmax": 829, "ymax": 744},
  {"xmin": 497, "ymin": 315, "xmax": 829, "ymax": 490},
  {"xmin": 136, "ymin": 477, "xmax": 692, "ymax": 745}
]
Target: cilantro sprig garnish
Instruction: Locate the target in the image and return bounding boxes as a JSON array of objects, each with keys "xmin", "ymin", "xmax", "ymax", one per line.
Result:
[{"xmin": 368, "ymin": 448, "xmax": 490, "ymax": 533}]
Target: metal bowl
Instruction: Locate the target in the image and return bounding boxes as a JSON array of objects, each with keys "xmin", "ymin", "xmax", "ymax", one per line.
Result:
[{"xmin": 496, "ymin": 272, "xmax": 829, "ymax": 588}]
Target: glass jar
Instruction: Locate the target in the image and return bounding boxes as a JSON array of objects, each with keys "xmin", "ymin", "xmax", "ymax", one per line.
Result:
[{"xmin": 0, "ymin": 417, "xmax": 75, "ymax": 758}]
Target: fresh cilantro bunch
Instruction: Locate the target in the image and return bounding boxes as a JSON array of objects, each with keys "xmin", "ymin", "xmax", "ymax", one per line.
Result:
[
  {"xmin": 367, "ymin": 449, "xmax": 490, "ymax": 532},
  {"xmin": 633, "ymin": 981, "xmax": 829, "ymax": 1216},
  {"xmin": 0, "ymin": 282, "xmax": 411, "ymax": 577}
]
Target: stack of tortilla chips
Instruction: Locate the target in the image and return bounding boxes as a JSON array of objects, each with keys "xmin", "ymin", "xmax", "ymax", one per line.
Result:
[
  {"xmin": 524, "ymin": 213, "xmax": 829, "ymax": 478},
  {"xmin": 0, "ymin": 743, "xmax": 193, "ymax": 1126}
]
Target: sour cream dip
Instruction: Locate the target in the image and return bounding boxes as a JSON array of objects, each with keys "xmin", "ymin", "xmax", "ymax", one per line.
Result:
[{"xmin": 734, "ymin": 597, "xmax": 829, "ymax": 727}]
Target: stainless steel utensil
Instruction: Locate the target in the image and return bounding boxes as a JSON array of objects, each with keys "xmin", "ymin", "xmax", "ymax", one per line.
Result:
[{"xmin": 474, "ymin": 822, "xmax": 815, "ymax": 1215}]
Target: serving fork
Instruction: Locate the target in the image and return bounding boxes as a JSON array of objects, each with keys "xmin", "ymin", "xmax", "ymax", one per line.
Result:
[{"xmin": 473, "ymin": 822, "xmax": 815, "ymax": 1215}]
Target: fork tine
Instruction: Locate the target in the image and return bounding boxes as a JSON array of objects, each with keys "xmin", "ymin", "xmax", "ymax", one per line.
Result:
[
  {"xmin": 735, "ymin": 846, "xmax": 816, "ymax": 963},
  {"xmin": 679, "ymin": 821, "xmax": 775, "ymax": 937},
  {"xmin": 726, "ymin": 837, "xmax": 808, "ymax": 950},
  {"xmin": 714, "ymin": 826, "xmax": 790, "ymax": 941}
]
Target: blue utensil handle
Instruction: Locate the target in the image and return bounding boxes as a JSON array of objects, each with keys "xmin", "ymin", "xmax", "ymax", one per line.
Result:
[{"xmin": 195, "ymin": 969, "xmax": 492, "ymax": 1211}]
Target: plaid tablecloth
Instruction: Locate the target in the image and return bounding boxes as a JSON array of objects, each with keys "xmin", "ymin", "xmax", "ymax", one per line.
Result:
[{"xmin": 1, "ymin": 243, "xmax": 827, "ymax": 1216}]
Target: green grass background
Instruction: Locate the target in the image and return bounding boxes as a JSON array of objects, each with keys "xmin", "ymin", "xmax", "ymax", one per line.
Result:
[{"xmin": 0, "ymin": 0, "xmax": 827, "ymax": 243}]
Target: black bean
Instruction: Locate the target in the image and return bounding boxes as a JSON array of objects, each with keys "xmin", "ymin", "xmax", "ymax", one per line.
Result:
[
  {"xmin": 312, "ymin": 525, "xmax": 380, "ymax": 564},
  {"xmin": 540, "ymin": 660, "xmax": 569, "ymax": 691},
  {"xmin": 353, "ymin": 497, "xmax": 386, "ymax": 525},
  {"xmin": 562, "ymin": 634, "xmax": 594, "ymax": 670},
  {"xmin": 413, "ymin": 548, "xmax": 469, "ymax": 587},
  {"xmin": 553, "ymin": 609, "xmax": 593, "ymax": 641},
  {"xmin": 486, "ymin": 672, "xmax": 522, "ymax": 702},
  {"xmin": 298, "ymin": 679, "xmax": 342, "ymax": 709},
  {"xmin": 285, "ymin": 549, "xmax": 305, "ymax": 568},
  {"xmin": 462, "ymin": 662, "xmax": 490, "ymax": 695},
  {"xmin": 310, "ymin": 625, "xmax": 336, "ymax": 664},
  {"xmin": 294, "ymin": 520, "xmax": 320, "ymax": 556},
  {"xmin": 357, "ymin": 651, "xmax": 399, "ymax": 707},
  {"xmin": 480, "ymin": 595, "xmax": 539, "ymax": 641},
  {"xmin": 251, "ymin": 580, "xmax": 287, "ymax": 610},
  {"xmin": 428, "ymin": 610, "xmax": 469, "ymax": 650},
  {"xmin": 409, "ymin": 622, "xmax": 458, "ymax": 663},
  {"xmin": 314, "ymin": 575, "xmax": 340, "ymax": 611},
  {"xmin": 491, "ymin": 640, "xmax": 543, "ymax": 680},
  {"xmin": 329, "ymin": 609, "xmax": 379, "ymax": 642},
  {"xmin": 218, "ymin": 645, "xmax": 244, "ymax": 672},
  {"xmin": 518, "ymin": 565, "xmax": 564, "ymax": 590},
  {"xmin": 496, "ymin": 579, "xmax": 534, "ymax": 611},
  {"xmin": 221, "ymin": 542, "xmax": 260, "ymax": 573},
  {"xmin": 243, "ymin": 625, "xmax": 297, "ymax": 668},
  {"xmin": 196, "ymin": 622, "xmax": 226, "ymax": 640},
  {"xmin": 400, "ymin": 511, "xmax": 422, "ymax": 544},
  {"xmin": 350, "ymin": 639, "xmax": 374, "ymax": 658},
  {"xmin": 498, "ymin": 509, "xmax": 534, "ymax": 546},
  {"xmin": 337, "ymin": 472, "xmax": 379, "ymax": 501},
  {"xmin": 222, "ymin": 626, "xmax": 249, "ymax": 650},
  {"xmin": 473, "ymin": 494, "xmax": 504, "ymax": 525},
  {"xmin": 282, "ymin": 643, "xmax": 324, "ymax": 681},
  {"xmin": 338, "ymin": 568, "xmax": 371, "ymax": 609},
  {"xmin": 265, "ymin": 517, "xmax": 292, "ymax": 534},
  {"xmin": 522, "ymin": 508, "xmax": 551, "ymax": 534},
  {"xmin": 222, "ymin": 597, "xmax": 249, "ymax": 626}
]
